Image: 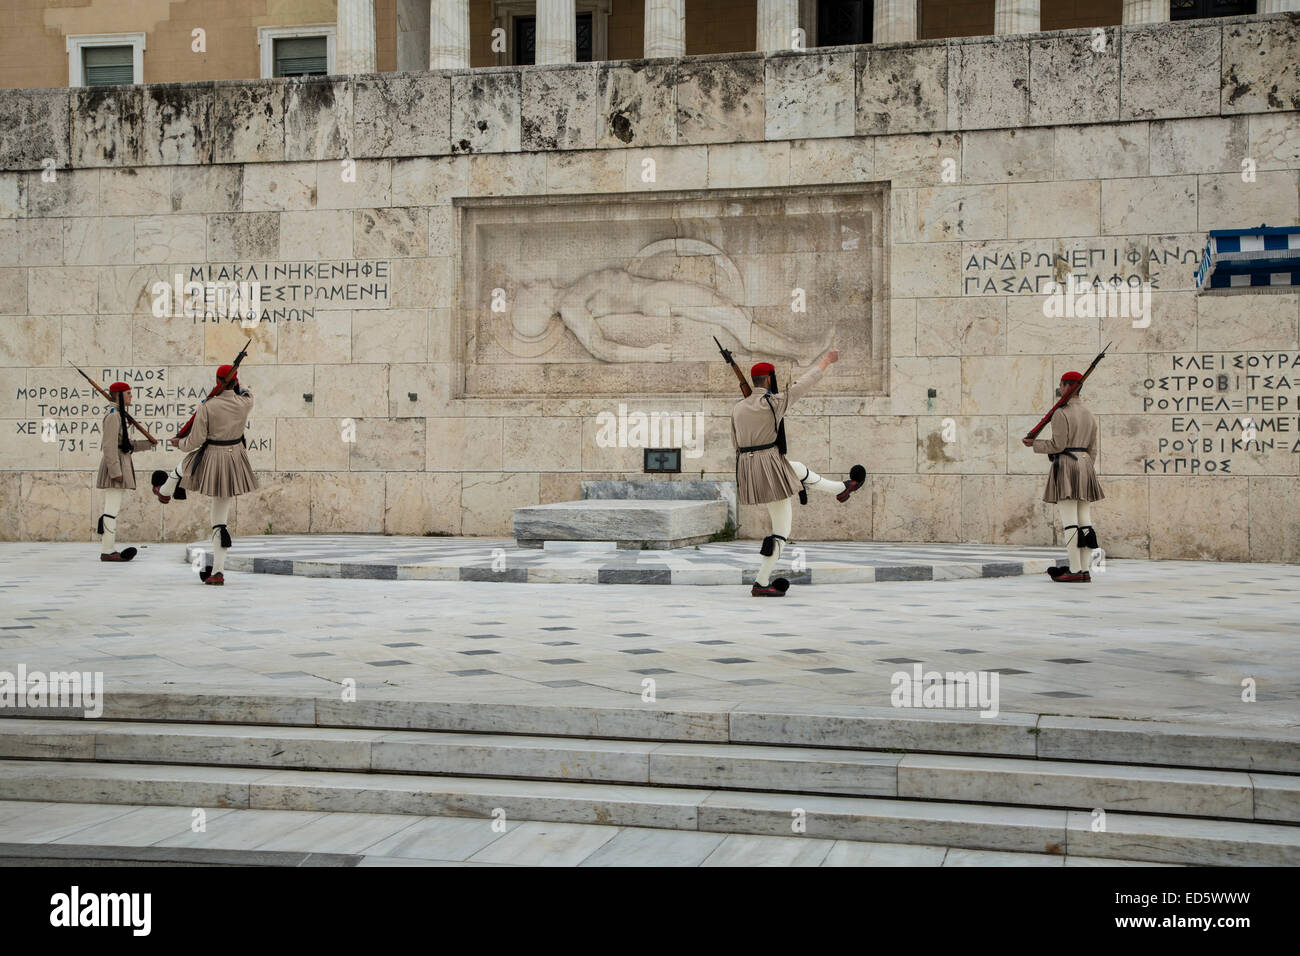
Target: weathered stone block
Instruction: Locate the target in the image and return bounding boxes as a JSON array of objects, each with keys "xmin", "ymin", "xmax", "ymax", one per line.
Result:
[
  {"xmin": 279, "ymin": 209, "xmax": 353, "ymax": 260},
  {"xmin": 1120, "ymin": 23, "xmax": 1221, "ymax": 121},
  {"xmin": 1028, "ymin": 30, "xmax": 1120, "ymax": 126},
  {"xmin": 312, "ymin": 363, "xmax": 389, "ymax": 418},
  {"xmin": 28, "ymin": 266, "xmax": 97, "ymax": 315},
  {"xmin": 765, "ymin": 51, "xmax": 855, "ymax": 141},
  {"xmin": 1100, "ymin": 176, "xmax": 1197, "ymax": 236},
  {"xmin": 962, "ymin": 128, "xmax": 1054, "ymax": 183},
  {"xmin": 915, "ymin": 184, "xmax": 1007, "ymax": 241},
  {"xmin": 275, "ymin": 419, "xmax": 349, "ymax": 471},
  {"xmin": 1053, "ymin": 122, "xmax": 1148, "ymax": 181},
  {"xmin": 355, "ymin": 72, "xmax": 451, "ymax": 157},
  {"xmin": 522, "ymin": 65, "xmax": 598, "ymax": 151},
  {"xmin": 787, "ymin": 137, "xmax": 873, "ymax": 185},
  {"xmin": 1249, "ymin": 476, "xmax": 1300, "ymax": 564},
  {"xmin": 350, "ymin": 417, "xmax": 426, "ymax": 471},
  {"xmin": 856, "ymin": 42, "xmax": 947, "ymax": 136},
  {"xmin": 706, "ymin": 141, "xmax": 790, "ymax": 188},
  {"xmin": 1149, "ymin": 117, "xmax": 1248, "ymax": 176},
  {"xmin": 961, "ymin": 354, "xmax": 1053, "ymax": 415},
  {"xmin": 134, "ymin": 215, "xmax": 206, "ymax": 263},
  {"xmin": 316, "ymin": 158, "xmax": 391, "ymax": 209},
  {"xmin": 546, "ymin": 150, "xmax": 625, "ymax": 193},
  {"xmin": 207, "ymin": 211, "xmax": 279, "ymax": 260},
  {"xmin": 451, "ymin": 71, "xmax": 521, "ymax": 154},
  {"xmin": 27, "ymin": 169, "xmax": 99, "ymax": 218},
  {"xmin": 101, "ymin": 167, "xmax": 171, "ymax": 216},
  {"xmin": 141, "ymin": 84, "xmax": 214, "ymax": 165},
  {"xmin": 426, "ymin": 416, "xmax": 503, "ymax": 472},
  {"xmin": 239, "ymin": 471, "xmax": 311, "ymax": 535},
  {"xmin": 1196, "ymin": 294, "xmax": 1299, "ymax": 351},
  {"xmin": 1007, "ymin": 180, "xmax": 1100, "ymax": 238},
  {"xmin": 352, "ymin": 308, "xmax": 428, "ymax": 363},
  {"xmin": 66, "ymin": 217, "xmax": 136, "ymax": 266},
  {"xmin": 871, "ymin": 474, "xmax": 962, "ymax": 541},
  {"xmin": 1005, "ymin": 294, "xmax": 1099, "ymax": 354},
  {"xmin": 0, "ymin": 88, "xmax": 70, "ymax": 170},
  {"xmin": 1149, "ymin": 476, "xmax": 1248, "ymax": 561},
  {"xmin": 171, "ymin": 165, "xmax": 242, "ymax": 213},
  {"xmin": 676, "ymin": 57, "xmax": 763, "ymax": 146},
  {"xmin": 597, "ymin": 60, "xmax": 676, "ymax": 148},
  {"xmin": 0, "ymin": 173, "xmax": 22, "ymax": 218},
  {"xmin": 1249, "ymin": 113, "xmax": 1300, "ymax": 170},
  {"xmin": 1222, "ymin": 17, "xmax": 1300, "ymax": 115},
  {"xmin": 503, "ymin": 416, "xmax": 582, "ymax": 471},
  {"xmin": 916, "ymin": 296, "xmax": 1005, "ymax": 355},
  {"xmin": 917, "ymin": 416, "xmax": 1006, "ymax": 474},
  {"xmin": 385, "ymin": 472, "xmax": 462, "ymax": 535},
  {"xmin": 279, "ymin": 310, "xmax": 352, "ymax": 366},
  {"xmin": 284, "ymin": 77, "xmax": 354, "ymax": 161},
  {"xmin": 212, "ymin": 80, "xmax": 286, "ymax": 164},
  {"xmin": 241, "ymin": 163, "xmax": 316, "ymax": 212},
  {"xmin": 1197, "ymin": 171, "xmax": 1299, "ymax": 234},
  {"xmin": 960, "ymin": 474, "xmax": 1057, "ymax": 545},
  {"xmin": 309, "ymin": 472, "xmax": 386, "ymax": 533},
  {"xmin": 463, "ymin": 471, "xmax": 539, "ymax": 535},
  {"xmin": 947, "ymin": 37, "xmax": 1029, "ymax": 131},
  {"xmin": 70, "ymin": 87, "xmax": 143, "ymax": 168}
]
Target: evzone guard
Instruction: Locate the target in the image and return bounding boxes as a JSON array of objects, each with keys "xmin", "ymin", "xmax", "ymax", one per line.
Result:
[
  {"xmin": 152, "ymin": 364, "xmax": 258, "ymax": 586},
  {"xmin": 94, "ymin": 382, "xmax": 158, "ymax": 562},
  {"xmin": 1023, "ymin": 370, "xmax": 1105, "ymax": 583},
  {"xmin": 729, "ymin": 348, "xmax": 866, "ymax": 597}
]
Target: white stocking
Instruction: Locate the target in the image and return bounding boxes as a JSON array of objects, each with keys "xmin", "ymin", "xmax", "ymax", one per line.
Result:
[
  {"xmin": 787, "ymin": 460, "xmax": 847, "ymax": 497},
  {"xmin": 1076, "ymin": 500, "xmax": 1093, "ymax": 572},
  {"xmin": 755, "ymin": 495, "xmax": 794, "ymax": 587},
  {"xmin": 211, "ymin": 497, "xmax": 234, "ymax": 573},
  {"xmin": 1056, "ymin": 499, "xmax": 1081, "ymax": 573},
  {"xmin": 160, "ymin": 462, "xmax": 184, "ymax": 496},
  {"xmin": 100, "ymin": 487, "xmax": 123, "ymax": 554}
]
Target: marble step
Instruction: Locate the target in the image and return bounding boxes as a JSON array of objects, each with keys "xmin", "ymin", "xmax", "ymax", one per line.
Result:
[
  {"xmin": 513, "ymin": 498, "xmax": 727, "ymax": 549},
  {"xmin": 2, "ymin": 719, "xmax": 1297, "ymax": 822},
  {"xmin": 0, "ymin": 759, "xmax": 1296, "ymax": 865},
  {"xmin": 8, "ymin": 692, "xmax": 1299, "ymax": 774}
]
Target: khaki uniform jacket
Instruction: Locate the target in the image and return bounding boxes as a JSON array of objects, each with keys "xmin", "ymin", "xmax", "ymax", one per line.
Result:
[
  {"xmin": 177, "ymin": 387, "xmax": 258, "ymax": 498},
  {"xmin": 1032, "ymin": 399, "xmax": 1104, "ymax": 503},
  {"xmin": 95, "ymin": 409, "xmax": 153, "ymax": 490},
  {"xmin": 731, "ymin": 364, "xmax": 827, "ymax": 505}
]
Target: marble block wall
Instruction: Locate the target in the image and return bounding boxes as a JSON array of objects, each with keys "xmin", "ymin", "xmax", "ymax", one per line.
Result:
[{"xmin": 1, "ymin": 14, "xmax": 1298, "ymax": 562}]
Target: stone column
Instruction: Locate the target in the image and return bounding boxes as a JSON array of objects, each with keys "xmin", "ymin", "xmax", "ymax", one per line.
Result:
[
  {"xmin": 1257, "ymin": 0, "xmax": 1300, "ymax": 13},
  {"xmin": 757, "ymin": 0, "xmax": 799, "ymax": 52},
  {"xmin": 430, "ymin": 0, "xmax": 471, "ymax": 69},
  {"xmin": 1121, "ymin": 0, "xmax": 1169, "ymax": 23},
  {"xmin": 397, "ymin": 0, "xmax": 431, "ymax": 72},
  {"xmin": 993, "ymin": 0, "xmax": 1039, "ymax": 34},
  {"xmin": 644, "ymin": 0, "xmax": 685, "ymax": 58},
  {"xmin": 537, "ymin": 0, "xmax": 577, "ymax": 64},
  {"xmin": 873, "ymin": 0, "xmax": 917, "ymax": 43},
  {"xmin": 336, "ymin": 0, "xmax": 377, "ymax": 74}
]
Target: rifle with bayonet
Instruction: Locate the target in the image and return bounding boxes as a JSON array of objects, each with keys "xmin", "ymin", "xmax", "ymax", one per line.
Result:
[
  {"xmin": 713, "ymin": 336, "xmax": 752, "ymax": 398},
  {"xmin": 173, "ymin": 338, "xmax": 251, "ymax": 446},
  {"xmin": 72, "ymin": 366, "xmax": 158, "ymax": 443},
  {"xmin": 1025, "ymin": 341, "xmax": 1112, "ymax": 440}
]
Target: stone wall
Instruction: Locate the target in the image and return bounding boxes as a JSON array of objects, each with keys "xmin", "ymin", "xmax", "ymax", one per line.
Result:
[{"xmin": 1, "ymin": 13, "xmax": 1298, "ymax": 561}]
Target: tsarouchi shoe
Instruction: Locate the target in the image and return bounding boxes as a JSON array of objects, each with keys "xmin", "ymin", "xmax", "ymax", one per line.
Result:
[
  {"xmin": 837, "ymin": 465, "xmax": 866, "ymax": 502},
  {"xmin": 203, "ymin": 572, "xmax": 224, "ymax": 586},
  {"xmin": 100, "ymin": 548, "xmax": 137, "ymax": 562},
  {"xmin": 1054, "ymin": 571, "xmax": 1091, "ymax": 583}
]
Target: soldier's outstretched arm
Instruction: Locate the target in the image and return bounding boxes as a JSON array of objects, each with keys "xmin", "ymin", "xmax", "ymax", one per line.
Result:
[{"xmin": 787, "ymin": 348, "xmax": 839, "ymax": 407}]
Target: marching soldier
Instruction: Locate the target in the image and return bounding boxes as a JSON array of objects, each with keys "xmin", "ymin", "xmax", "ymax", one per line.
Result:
[
  {"xmin": 153, "ymin": 364, "xmax": 257, "ymax": 586},
  {"xmin": 95, "ymin": 382, "xmax": 157, "ymax": 561},
  {"xmin": 732, "ymin": 349, "xmax": 866, "ymax": 597},
  {"xmin": 1022, "ymin": 370, "xmax": 1104, "ymax": 583}
]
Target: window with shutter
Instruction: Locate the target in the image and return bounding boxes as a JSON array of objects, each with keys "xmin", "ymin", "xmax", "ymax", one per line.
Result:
[
  {"xmin": 82, "ymin": 45, "xmax": 135, "ymax": 86},
  {"xmin": 274, "ymin": 36, "xmax": 328, "ymax": 76}
]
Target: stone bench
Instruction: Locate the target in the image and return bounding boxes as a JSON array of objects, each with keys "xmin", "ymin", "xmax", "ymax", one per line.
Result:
[{"xmin": 513, "ymin": 498, "xmax": 728, "ymax": 550}]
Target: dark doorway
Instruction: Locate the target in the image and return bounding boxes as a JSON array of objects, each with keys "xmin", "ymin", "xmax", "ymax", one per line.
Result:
[
  {"xmin": 514, "ymin": 12, "xmax": 594, "ymax": 65},
  {"xmin": 817, "ymin": 0, "xmax": 872, "ymax": 46},
  {"xmin": 1170, "ymin": 0, "xmax": 1257, "ymax": 18}
]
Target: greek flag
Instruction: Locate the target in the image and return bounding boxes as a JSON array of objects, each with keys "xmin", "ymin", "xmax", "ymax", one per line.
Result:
[{"xmin": 1195, "ymin": 226, "xmax": 1300, "ymax": 295}]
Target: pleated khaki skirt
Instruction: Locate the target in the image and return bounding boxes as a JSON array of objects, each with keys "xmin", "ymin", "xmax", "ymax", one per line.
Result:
[
  {"xmin": 95, "ymin": 456, "xmax": 137, "ymax": 490},
  {"xmin": 1043, "ymin": 452, "xmax": 1105, "ymax": 503},
  {"xmin": 182, "ymin": 444, "xmax": 259, "ymax": 498},
  {"xmin": 738, "ymin": 447, "xmax": 802, "ymax": 505}
]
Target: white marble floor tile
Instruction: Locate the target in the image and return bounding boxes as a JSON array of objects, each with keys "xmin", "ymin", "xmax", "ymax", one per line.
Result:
[
  {"xmin": 469, "ymin": 821, "xmax": 621, "ymax": 866},
  {"xmin": 700, "ymin": 833, "xmax": 835, "ymax": 867}
]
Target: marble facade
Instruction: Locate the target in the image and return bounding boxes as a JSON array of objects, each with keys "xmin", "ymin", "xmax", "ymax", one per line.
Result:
[{"xmin": 1, "ymin": 13, "xmax": 1298, "ymax": 561}]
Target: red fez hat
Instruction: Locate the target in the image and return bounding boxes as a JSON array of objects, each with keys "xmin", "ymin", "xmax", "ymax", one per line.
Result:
[
  {"xmin": 1061, "ymin": 371, "xmax": 1084, "ymax": 384},
  {"xmin": 751, "ymin": 362, "xmax": 775, "ymax": 377},
  {"xmin": 108, "ymin": 381, "xmax": 130, "ymax": 394},
  {"xmin": 217, "ymin": 364, "xmax": 237, "ymax": 381}
]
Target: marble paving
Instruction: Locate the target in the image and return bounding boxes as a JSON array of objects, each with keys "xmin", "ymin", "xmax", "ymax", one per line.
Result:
[
  {"xmin": 182, "ymin": 534, "xmax": 1069, "ymax": 585},
  {"xmin": 0, "ymin": 543, "xmax": 1296, "ymax": 730},
  {"xmin": 0, "ymin": 801, "xmax": 1174, "ymax": 867}
]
